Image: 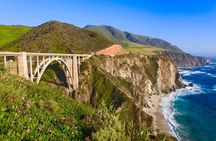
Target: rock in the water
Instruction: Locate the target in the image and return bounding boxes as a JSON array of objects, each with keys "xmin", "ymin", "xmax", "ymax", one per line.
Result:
[{"xmin": 188, "ymin": 83, "xmax": 193, "ymax": 87}]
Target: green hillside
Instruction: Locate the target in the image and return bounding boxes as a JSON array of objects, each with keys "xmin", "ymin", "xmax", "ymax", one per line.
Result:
[
  {"xmin": 1, "ymin": 21, "xmax": 115, "ymax": 53},
  {"xmin": 0, "ymin": 69, "xmax": 130, "ymax": 140},
  {"xmin": 126, "ymin": 46, "xmax": 165, "ymax": 56},
  {"xmin": 0, "ymin": 25, "xmax": 31, "ymax": 46},
  {"xmin": 84, "ymin": 25, "xmax": 127, "ymax": 43},
  {"xmin": 0, "ymin": 67, "xmax": 175, "ymax": 141},
  {"xmin": 85, "ymin": 25, "xmax": 183, "ymax": 53}
]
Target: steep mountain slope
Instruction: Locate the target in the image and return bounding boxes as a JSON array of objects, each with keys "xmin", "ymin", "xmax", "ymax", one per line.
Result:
[
  {"xmin": 1, "ymin": 21, "xmax": 115, "ymax": 53},
  {"xmin": 85, "ymin": 25, "xmax": 211, "ymax": 66},
  {"xmin": 85, "ymin": 25, "xmax": 183, "ymax": 52},
  {"xmin": 0, "ymin": 25, "xmax": 31, "ymax": 46}
]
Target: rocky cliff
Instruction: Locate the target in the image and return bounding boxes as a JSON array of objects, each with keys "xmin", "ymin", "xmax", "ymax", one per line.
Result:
[
  {"xmin": 160, "ymin": 51, "xmax": 211, "ymax": 67},
  {"xmin": 75, "ymin": 53, "xmax": 183, "ymax": 140}
]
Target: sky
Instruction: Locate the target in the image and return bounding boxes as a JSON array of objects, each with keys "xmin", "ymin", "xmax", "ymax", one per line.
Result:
[{"xmin": 0, "ymin": 0, "xmax": 216, "ymax": 57}]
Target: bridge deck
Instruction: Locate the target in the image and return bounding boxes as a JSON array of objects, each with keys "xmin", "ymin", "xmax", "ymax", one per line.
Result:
[{"xmin": 0, "ymin": 52, "xmax": 92, "ymax": 57}]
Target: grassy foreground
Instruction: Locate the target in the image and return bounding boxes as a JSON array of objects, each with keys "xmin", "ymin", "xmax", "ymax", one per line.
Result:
[
  {"xmin": 0, "ymin": 67, "xmax": 175, "ymax": 141},
  {"xmin": 0, "ymin": 68, "xmax": 141, "ymax": 141},
  {"xmin": 0, "ymin": 68, "xmax": 92, "ymax": 140}
]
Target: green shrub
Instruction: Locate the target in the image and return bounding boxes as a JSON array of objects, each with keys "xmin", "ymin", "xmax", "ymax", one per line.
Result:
[{"xmin": 91, "ymin": 107, "xmax": 130, "ymax": 141}]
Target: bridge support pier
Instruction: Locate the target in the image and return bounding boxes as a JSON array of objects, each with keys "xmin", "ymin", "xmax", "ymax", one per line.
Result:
[
  {"xmin": 73, "ymin": 56, "xmax": 78, "ymax": 90},
  {"xmin": 65, "ymin": 58, "xmax": 73, "ymax": 90},
  {"xmin": 17, "ymin": 52, "xmax": 29, "ymax": 79}
]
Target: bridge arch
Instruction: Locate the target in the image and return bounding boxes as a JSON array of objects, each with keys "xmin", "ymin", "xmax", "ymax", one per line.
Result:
[
  {"xmin": 33, "ymin": 57, "xmax": 73, "ymax": 90},
  {"xmin": 0, "ymin": 52, "xmax": 92, "ymax": 91}
]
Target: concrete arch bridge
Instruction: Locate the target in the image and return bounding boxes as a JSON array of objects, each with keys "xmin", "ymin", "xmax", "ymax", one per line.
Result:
[{"xmin": 0, "ymin": 52, "xmax": 91, "ymax": 90}]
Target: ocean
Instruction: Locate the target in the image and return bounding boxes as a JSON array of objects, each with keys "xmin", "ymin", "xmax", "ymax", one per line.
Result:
[{"xmin": 161, "ymin": 63, "xmax": 216, "ymax": 141}]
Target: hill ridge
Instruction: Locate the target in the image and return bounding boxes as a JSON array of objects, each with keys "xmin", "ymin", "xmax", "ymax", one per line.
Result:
[
  {"xmin": 1, "ymin": 21, "xmax": 115, "ymax": 53},
  {"xmin": 0, "ymin": 25, "xmax": 31, "ymax": 46},
  {"xmin": 85, "ymin": 25, "xmax": 183, "ymax": 52}
]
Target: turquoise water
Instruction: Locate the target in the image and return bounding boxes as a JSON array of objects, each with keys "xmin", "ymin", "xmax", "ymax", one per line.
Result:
[{"xmin": 162, "ymin": 63, "xmax": 216, "ymax": 141}]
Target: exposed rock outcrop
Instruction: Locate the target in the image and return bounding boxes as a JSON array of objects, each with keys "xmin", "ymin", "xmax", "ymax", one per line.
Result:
[
  {"xmin": 77, "ymin": 53, "xmax": 183, "ymax": 102},
  {"xmin": 160, "ymin": 51, "xmax": 211, "ymax": 67}
]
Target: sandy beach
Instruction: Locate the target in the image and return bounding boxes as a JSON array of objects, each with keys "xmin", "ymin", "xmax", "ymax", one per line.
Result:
[{"xmin": 143, "ymin": 94, "xmax": 172, "ymax": 135}]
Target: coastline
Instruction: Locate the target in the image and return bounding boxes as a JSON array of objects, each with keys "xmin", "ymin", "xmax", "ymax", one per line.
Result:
[
  {"xmin": 143, "ymin": 94, "xmax": 172, "ymax": 136},
  {"xmin": 156, "ymin": 99, "xmax": 172, "ymax": 135}
]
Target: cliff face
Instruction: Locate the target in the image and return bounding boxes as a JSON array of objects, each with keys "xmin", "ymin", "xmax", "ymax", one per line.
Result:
[
  {"xmin": 160, "ymin": 51, "xmax": 211, "ymax": 67},
  {"xmin": 77, "ymin": 53, "xmax": 183, "ymax": 102},
  {"xmin": 75, "ymin": 53, "xmax": 183, "ymax": 139},
  {"xmin": 90, "ymin": 54, "xmax": 183, "ymax": 94}
]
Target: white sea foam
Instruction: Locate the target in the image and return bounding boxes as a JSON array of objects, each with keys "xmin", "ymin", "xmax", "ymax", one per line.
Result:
[
  {"xmin": 213, "ymin": 85, "xmax": 216, "ymax": 92},
  {"xmin": 179, "ymin": 70, "xmax": 191, "ymax": 76},
  {"xmin": 160, "ymin": 83, "xmax": 203, "ymax": 140},
  {"xmin": 191, "ymin": 71, "xmax": 206, "ymax": 74},
  {"xmin": 207, "ymin": 73, "xmax": 216, "ymax": 78},
  {"xmin": 160, "ymin": 91, "xmax": 180, "ymax": 139},
  {"xmin": 179, "ymin": 69, "xmax": 216, "ymax": 78},
  {"xmin": 179, "ymin": 70, "xmax": 206, "ymax": 76},
  {"xmin": 203, "ymin": 65, "xmax": 215, "ymax": 69}
]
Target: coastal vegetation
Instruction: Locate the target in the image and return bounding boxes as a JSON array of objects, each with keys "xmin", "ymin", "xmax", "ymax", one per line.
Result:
[
  {"xmin": 125, "ymin": 46, "xmax": 165, "ymax": 56},
  {"xmin": 0, "ymin": 68, "xmax": 175, "ymax": 140}
]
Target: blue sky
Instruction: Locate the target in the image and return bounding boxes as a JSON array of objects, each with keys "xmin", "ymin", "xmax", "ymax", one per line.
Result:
[{"xmin": 0, "ymin": 0, "xmax": 216, "ymax": 56}]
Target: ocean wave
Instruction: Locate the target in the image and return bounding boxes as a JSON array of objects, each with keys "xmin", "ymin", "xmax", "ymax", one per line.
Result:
[
  {"xmin": 183, "ymin": 80, "xmax": 205, "ymax": 93},
  {"xmin": 179, "ymin": 70, "xmax": 191, "ymax": 76},
  {"xmin": 160, "ymin": 84, "xmax": 203, "ymax": 140},
  {"xmin": 213, "ymin": 85, "xmax": 216, "ymax": 92},
  {"xmin": 160, "ymin": 89, "xmax": 182, "ymax": 140},
  {"xmin": 179, "ymin": 69, "xmax": 216, "ymax": 78},
  {"xmin": 179, "ymin": 70, "xmax": 206, "ymax": 76},
  {"xmin": 202, "ymin": 65, "xmax": 214, "ymax": 68},
  {"xmin": 191, "ymin": 71, "xmax": 206, "ymax": 75},
  {"xmin": 207, "ymin": 73, "xmax": 216, "ymax": 78}
]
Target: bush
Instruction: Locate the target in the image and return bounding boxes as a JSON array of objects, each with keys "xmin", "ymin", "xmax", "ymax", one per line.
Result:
[{"xmin": 91, "ymin": 107, "xmax": 130, "ymax": 141}]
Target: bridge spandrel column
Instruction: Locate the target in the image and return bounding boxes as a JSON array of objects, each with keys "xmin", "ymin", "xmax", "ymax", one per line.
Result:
[
  {"xmin": 73, "ymin": 56, "xmax": 78, "ymax": 90},
  {"xmin": 17, "ymin": 52, "xmax": 29, "ymax": 79},
  {"xmin": 65, "ymin": 58, "xmax": 73, "ymax": 86}
]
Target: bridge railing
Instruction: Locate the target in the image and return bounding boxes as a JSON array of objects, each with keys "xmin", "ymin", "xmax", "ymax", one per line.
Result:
[{"xmin": 0, "ymin": 52, "xmax": 92, "ymax": 57}]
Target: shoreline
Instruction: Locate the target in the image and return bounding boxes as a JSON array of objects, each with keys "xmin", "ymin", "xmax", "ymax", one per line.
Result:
[
  {"xmin": 143, "ymin": 94, "xmax": 173, "ymax": 136},
  {"xmin": 156, "ymin": 97, "xmax": 173, "ymax": 135}
]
